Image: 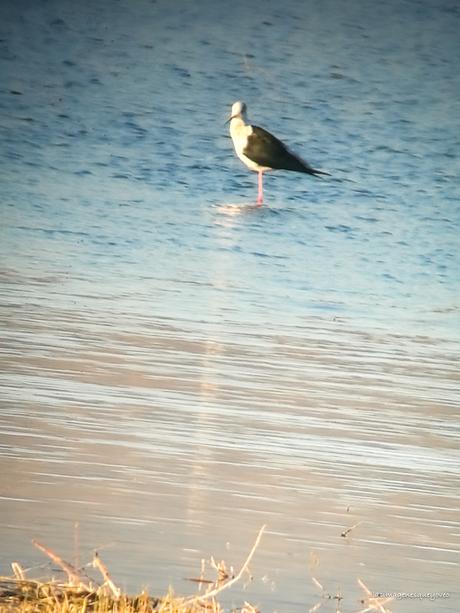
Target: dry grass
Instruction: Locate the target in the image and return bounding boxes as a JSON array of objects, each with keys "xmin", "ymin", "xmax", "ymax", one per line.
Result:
[
  {"xmin": 0, "ymin": 527, "xmax": 266, "ymax": 613},
  {"xmin": 0, "ymin": 524, "xmax": 393, "ymax": 613}
]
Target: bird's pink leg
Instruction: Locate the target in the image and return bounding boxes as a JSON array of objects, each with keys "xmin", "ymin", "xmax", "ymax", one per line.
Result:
[{"xmin": 257, "ymin": 170, "xmax": 264, "ymax": 205}]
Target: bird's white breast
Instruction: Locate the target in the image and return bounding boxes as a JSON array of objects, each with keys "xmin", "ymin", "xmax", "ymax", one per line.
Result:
[{"xmin": 229, "ymin": 121, "xmax": 268, "ymax": 172}]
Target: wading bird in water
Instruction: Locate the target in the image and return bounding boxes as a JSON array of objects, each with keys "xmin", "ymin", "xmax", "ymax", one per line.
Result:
[{"xmin": 227, "ymin": 101, "xmax": 329, "ymax": 205}]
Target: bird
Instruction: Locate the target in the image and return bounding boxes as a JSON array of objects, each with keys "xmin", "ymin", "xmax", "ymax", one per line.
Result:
[{"xmin": 227, "ymin": 101, "xmax": 329, "ymax": 205}]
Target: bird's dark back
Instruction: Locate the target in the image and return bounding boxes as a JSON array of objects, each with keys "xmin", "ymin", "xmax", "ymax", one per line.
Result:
[{"xmin": 245, "ymin": 125, "xmax": 318, "ymax": 174}]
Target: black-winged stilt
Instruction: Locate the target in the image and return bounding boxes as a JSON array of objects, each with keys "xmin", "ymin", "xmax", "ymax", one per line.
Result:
[{"xmin": 227, "ymin": 101, "xmax": 329, "ymax": 205}]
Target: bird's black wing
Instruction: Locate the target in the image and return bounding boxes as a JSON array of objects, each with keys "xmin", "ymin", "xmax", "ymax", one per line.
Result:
[{"xmin": 244, "ymin": 125, "xmax": 327, "ymax": 176}]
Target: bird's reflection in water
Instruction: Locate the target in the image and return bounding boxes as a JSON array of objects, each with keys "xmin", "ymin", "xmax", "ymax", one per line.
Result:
[
  {"xmin": 212, "ymin": 203, "xmax": 285, "ymax": 225},
  {"xmin": 212, "ymin": 202, "xmax": 264, "ymax": 216}
]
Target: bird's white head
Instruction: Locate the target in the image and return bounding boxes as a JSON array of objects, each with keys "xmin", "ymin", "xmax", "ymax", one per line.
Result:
[{"xmin": 228, "ymin": 100, "xmax": 247, "ymax": 122}]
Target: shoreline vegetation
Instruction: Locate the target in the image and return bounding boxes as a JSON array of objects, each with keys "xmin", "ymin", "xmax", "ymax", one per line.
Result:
[{"xmin": 0, "ymin": 526, "xmax": 393, "ymax": 613}]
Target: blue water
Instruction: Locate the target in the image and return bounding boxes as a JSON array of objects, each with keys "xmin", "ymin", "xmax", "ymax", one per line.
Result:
[
  {"xmin": 1, "ymin": 0, "xmax": 459, "ymax": 611},
  {"xmin": 1, "ymin": 0, "xmax": 459, "ymax": 339}
]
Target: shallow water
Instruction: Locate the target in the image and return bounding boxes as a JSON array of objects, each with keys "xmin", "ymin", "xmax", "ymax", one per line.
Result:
[{"xmin": 1, "ymin": 0, "xmax": 459, "ymax": 611}]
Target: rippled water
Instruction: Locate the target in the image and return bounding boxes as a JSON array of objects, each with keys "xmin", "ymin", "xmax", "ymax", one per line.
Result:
[{"xmin": 1, "ymin": 0, "xmax": 459, "ymax": 611}]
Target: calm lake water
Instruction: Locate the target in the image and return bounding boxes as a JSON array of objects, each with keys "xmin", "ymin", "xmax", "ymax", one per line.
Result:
[{"xmin": 1, "ymin": 0, "xmax": 459, "ymax": 611}]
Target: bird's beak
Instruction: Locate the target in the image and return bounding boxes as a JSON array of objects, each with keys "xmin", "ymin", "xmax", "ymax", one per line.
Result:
[{"xmin": 224, "ymin": 114, "xmax": 235, "ymax": 125}]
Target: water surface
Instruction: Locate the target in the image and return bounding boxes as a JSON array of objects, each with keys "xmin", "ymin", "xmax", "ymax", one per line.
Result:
[{"xmin": 1, "ymin": 0, "xmax": 459, "ymax": 611}]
